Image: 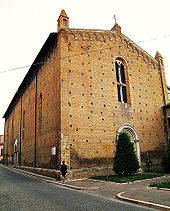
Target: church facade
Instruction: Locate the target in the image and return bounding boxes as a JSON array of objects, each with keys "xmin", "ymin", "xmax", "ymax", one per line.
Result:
[{"xmin": 3, "ymin": 10, "xmax": 169, "ymax": 177}]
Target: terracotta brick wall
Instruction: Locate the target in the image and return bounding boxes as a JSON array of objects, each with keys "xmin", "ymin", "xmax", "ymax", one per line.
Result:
[
  {"xmin": 60, "ymin": 27, "xmax": 168, "ymax": 170},
  {"xmin": 3, "ymin": 36, "xmax": 61, "ymax": 169},
  {"xmin": 3, "ymin": 13, "xmax": 168, "ymax": 174}
]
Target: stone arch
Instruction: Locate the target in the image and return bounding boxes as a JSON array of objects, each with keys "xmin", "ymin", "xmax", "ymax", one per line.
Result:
[
  {"xmin": 115, "ymin": 56, "xmax": 128, "ymax": 69},
  {"xmin": 117, "ymin": 124, "xmax": 141, "ymax": 163}
]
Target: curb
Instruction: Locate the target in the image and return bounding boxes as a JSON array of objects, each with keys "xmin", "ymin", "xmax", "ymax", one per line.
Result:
[
  {"xmin": 2, "ymin": 165, "xmax": 169, "ymax": 209},
  {"xmin": 116, "ymin": 192, "xmax": 170, "ymax": 211},
  {"xmin": 150, "ymin": 187, "xmax": 170, "ymax": 192},
  {"xmin": 3, "ymin": 165, "xmax": 98, "ymax": 191},
  {"xmin": 52, "ymin": 181, "xmax": 99, "ymax": 190}
]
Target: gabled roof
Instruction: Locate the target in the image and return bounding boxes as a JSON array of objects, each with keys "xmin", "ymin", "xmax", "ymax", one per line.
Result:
[
  {"xmin": 69, "ymin": 28, "xmax": 158, "ymax": 63},
  {"xmin": 3, "ymin": 21, "xmax": 162, "ymax": 119}
]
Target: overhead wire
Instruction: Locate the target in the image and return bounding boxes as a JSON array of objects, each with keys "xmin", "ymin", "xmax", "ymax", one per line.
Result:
[
  {"xmin": 0, "ymin": 62, "xmax": 44, "ymax": 74},
  {"xmin": 137, "ymin": 34, "xmax": 170, "ymax": 43},
  {"xmin": 0, "ymin": 43, "xmax": 122, "ymax": 74},
  {"xmin": 1, "ymin": 32, "xmax": 166, "ymax": 147},
  {"xmin": 0, "ymin": 33, "xmax": 170, "ymax": 74}
]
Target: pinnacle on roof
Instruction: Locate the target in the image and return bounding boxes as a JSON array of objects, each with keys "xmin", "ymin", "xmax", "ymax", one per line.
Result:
[
  {"xmin": 57, "ymin": 9, "xmax": 69, "ymax": 32},
  {"xmin": 111, "ymin": 23, "xmax": 121, "ymax": 34},
  {"xmin": 60, "ymin": 9, "xmax": 68, "ymax": 18},
  {"xmin": 155, "ymin": 51, "xmax": 163, "ymax": 59}
]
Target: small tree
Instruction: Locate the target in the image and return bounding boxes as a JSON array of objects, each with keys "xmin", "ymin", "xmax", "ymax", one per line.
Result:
[
  {"xmin": 161, "ymin": 137, "xmax": 170, "ymax": 172},
  {"xmin": 113, "ymin": 132, "xmax": 140, "ymax": 176}
]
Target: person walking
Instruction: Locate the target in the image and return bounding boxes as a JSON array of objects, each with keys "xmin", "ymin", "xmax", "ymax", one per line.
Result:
[{"xmin": 61, "ymin": 161, "xmax": 67, "ymax": 183}]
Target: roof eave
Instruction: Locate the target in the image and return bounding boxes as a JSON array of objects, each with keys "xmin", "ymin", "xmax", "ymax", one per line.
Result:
[{"xmin": 3, "ymin": 32, "xmax": 58, "ymax": 119}]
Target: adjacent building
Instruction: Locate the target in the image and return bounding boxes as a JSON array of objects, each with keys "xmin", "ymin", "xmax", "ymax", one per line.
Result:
[
  {"xmin": 162, "ymin": 86, "xmax": 170, "ymax": 139},
  {"xmin": 167, "ymin": 86, "xmax": 170, "ymax": 102},
  {"xmin": 0, "ymin": 135, "xmax": 4, "ymax": 163}
]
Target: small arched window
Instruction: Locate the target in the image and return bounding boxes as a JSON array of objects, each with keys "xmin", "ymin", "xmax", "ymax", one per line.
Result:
[{"xmin": 115, "ymin": 60, "xmax": 127, "ymax": 103}]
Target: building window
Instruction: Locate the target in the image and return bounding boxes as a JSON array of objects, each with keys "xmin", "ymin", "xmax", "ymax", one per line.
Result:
[
  {"xmin": 115, "ymin": 60, "xmax": 127, "ymax": 103},
  {"xmin": 168, "ymin": 118, "xmax": 170, "ymax": 131},
  {"xmin": 0, "ymin": 148, "xmax": 3, "ymax": 156},
  {"xmin": 168, "ymin": 87, "xmax": 170, "ymax": 101}
]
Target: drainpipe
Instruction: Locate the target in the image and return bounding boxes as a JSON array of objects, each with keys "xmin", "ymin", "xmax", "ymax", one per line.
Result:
[
  {"xmin": 162, "ymin": 106, "xmax": 168, "ymax": 143},
  {"xmin": 34, "ymin": 71, "xmax": 37, "ymax": 168},
  {"xmin": 19, "ymin": 96, "xmax": 22, "ymax": 166}
]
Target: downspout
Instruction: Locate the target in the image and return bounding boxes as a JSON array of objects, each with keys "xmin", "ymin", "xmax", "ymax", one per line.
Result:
[
  {"xmin": 12, "ymin": 111, "xmax": 14, "ymax": 165},
  {"xmin": 34, "ymin": 71, "xmax": 37, "ymax": 168},
  {"xmin": 162, "ymin": 106, "xmax": 168, "ymax": 143},
  {"xmin": 7, "ymin": 120, "xmax": 9, "ymax": 165},
  {"xmin": 19, "ymin": 95, "xmax": 22, "ymax": 166}
]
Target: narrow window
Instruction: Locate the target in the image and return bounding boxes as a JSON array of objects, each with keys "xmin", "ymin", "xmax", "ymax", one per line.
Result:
[
  {"xmin": 117, "ymin": 85, "xmax": 121, "ymax": 102},
  {"xmin": 115, "ymin": 60, "xmax": 128, "ymax": 103},
  {"xmin": 122, "ymin": 86, "xmax": 127, "ymax": 103},
  {"xmin": 168, "ymin": 88, "xmax": 170, "ymax": 101},
  {"xmin": 116, "ymin": 62, "xmax": 119, "ymax": 82},
  {"xmin": 120, "ymin": 63, "xmax": 125, "ymax": 83}
]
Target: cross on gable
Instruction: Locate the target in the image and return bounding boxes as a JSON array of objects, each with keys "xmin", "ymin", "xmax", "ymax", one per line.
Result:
[{"xmin": 113, "ymin": 15, "xmax": 118, "ymax": 24}]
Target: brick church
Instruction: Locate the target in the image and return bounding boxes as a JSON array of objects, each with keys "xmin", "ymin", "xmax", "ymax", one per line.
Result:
[{"xmin": 3, "ymin": 10, "xmax": 169, "ymax": 177}]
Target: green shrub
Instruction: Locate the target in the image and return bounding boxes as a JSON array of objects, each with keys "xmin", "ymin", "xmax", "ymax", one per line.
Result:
[
  {"xmin": 90, "ymin": 174, "xmax": 162, "ymax": 183},
  {"xmin": 161, "ymin": 137, "xmax": 170, "ymax": 172},
  {"xmin": 113, "ymin": 132, "xmax": 140, "ymax": 176},
  {"xmin": 150, "ymin": 179, "xmax": 170, "ymax": 189}
]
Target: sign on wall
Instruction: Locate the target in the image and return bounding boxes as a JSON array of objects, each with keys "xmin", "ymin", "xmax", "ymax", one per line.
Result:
[
  {"xmin": 103, "ymin": 144, "xmax": 111, "ymax": 151},
  {"xmin": 52, "ymin": 147, "xmax": 56, "ymax": 155}
]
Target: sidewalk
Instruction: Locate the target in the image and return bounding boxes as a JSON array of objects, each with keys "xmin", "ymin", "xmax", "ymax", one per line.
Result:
[
  {"xmin": 65, "ymin": 177, "xmax": 170, "ymax": 210},
  {"xmin": 4, "ymin": 166, "xmax": 170, "ymax": 210}
]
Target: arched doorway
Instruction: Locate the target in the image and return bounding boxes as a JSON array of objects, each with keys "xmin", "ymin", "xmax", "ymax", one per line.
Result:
[
  {"xmin": 13, "ymin": 139, "xmax": 19, "ymax": 167},
  {"xmin": 117, "ymin": 124, "xmax": 141, "ymax": 163}
]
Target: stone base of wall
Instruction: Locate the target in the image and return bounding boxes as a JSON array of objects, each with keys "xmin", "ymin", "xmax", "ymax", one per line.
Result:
[
  {"xmin": 18, "ymin": 166, "xmax": 61, "ymax": 180},
  {"xmin": 68, "ymin": 167, "xmax": 115, "ymax": 179},
  {"xmin": 12, "ymin": 162, "xmax": 163, "ymax": 181},
  {"xmin": 16, "ymin": 165, "xmax": 115, "ymax": 180},
  {"xmin": 142, "ymin": 162, "xmax": 163, "ymax": 172},
  {"xmin": 141, "ymin": 150, "xmax": 164, "ymax": 172},
  {"xmin": 141, "ymin": 150, "xmax": 165, "ymax": 164}
]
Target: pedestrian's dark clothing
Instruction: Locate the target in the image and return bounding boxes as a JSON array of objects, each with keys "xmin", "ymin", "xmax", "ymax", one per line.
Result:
[
  {"xmin": 61, "ymin": 163, "xmax": 67, "ymax": 176},
  {"xmin": 61, "ymin": 162, "xmax": 67, "ymax": 183}
]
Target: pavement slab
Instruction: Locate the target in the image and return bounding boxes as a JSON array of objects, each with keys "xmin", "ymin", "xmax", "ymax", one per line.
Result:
[{"xmin": 66, "ymin": 177, "xmax": 170, "ymax": 210}]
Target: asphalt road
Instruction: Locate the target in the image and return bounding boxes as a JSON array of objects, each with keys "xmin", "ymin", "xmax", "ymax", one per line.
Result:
[{"xmin": 0, "ymin": 165, "xmax": 157, "ymax": 211}]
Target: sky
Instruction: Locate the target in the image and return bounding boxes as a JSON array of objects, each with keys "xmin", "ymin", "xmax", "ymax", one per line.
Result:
[{"xmin": 0, "ymin": 0, "xmax": 170, "ymax": 135}]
